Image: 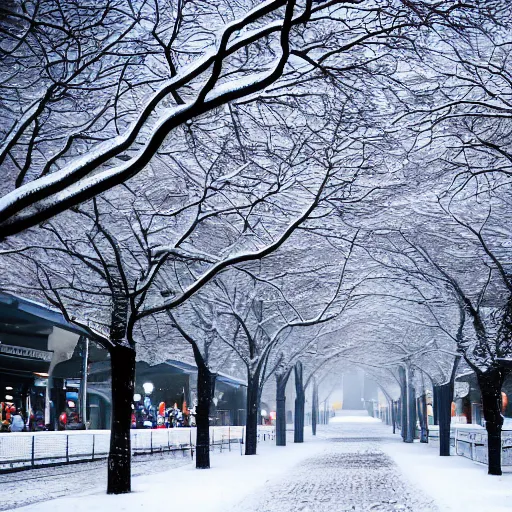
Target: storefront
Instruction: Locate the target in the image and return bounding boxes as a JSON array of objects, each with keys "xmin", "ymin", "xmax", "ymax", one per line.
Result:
[
  {"xmin": 128, "ymin": 361, "xmax": 247, "ymax": 429},
  {"xmin": 0, "ymin": 292, "xmax": 248, "ymax": 432},
  {"xmin": 0, "ymin": 292, "xmax": 90, "ymax": 431},
  {"xmin": 454, "ymin": 371, "xmax": 512, "ymax": 426}
]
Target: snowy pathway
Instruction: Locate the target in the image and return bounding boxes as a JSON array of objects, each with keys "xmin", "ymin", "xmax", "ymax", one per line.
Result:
[
  {"xmin": 231, "ymin": 418, "xmax": 437, "ymax": 512},
  {"xmin": 8, "ymin": 414, "xmax": 512, "ymax": 511},
  {"xmin": 0, "ymin": 450, "xmax": 191, "ymax": 511}
]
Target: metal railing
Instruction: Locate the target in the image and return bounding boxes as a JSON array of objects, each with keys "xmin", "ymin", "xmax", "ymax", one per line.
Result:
[
  {"xmin": 0, "ymin": 425, "xmax": 276, "ymax": 472},
  {"xmin": 428, "ymin": 425, "xmax": 512, "ymax": 465}
]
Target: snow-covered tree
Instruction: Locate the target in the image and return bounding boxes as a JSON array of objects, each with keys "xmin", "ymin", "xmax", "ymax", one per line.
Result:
[{"xmin": 0, "ymin": 0, "xmax": 477, "ymax": 237}]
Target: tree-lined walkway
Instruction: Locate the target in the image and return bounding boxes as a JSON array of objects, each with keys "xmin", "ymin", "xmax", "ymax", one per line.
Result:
[
  {"xmin": 10, "ymin": 414, "xmax": 512, "ymax": 512},
  {"xmin": 231, "ymin": 416, "xmax": 437, "ymax": 512}
]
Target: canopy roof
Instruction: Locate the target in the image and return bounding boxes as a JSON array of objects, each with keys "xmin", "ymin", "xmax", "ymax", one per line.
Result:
[{"xmin": 0, "ymin": 291, "xmax": 89, "ymax": 337}]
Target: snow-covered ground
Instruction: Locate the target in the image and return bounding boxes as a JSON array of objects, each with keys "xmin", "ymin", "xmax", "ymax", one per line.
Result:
[
  {"xmin": 382, "ymin": 439, "xmax": 512, "ymax": 512},
  {"xmin": 7, "ymin": 414, "xmax": 512, "ymax": 512},
  {"xmin": 0, "ymin": 449, "xmax": 192, "ymax": 511},
  {"xmin": 330, "ymin": 414, "xmax": 382, "ymax": 423}
]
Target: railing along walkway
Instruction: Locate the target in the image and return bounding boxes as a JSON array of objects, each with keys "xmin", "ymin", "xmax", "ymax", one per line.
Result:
[
  {"xmin": 0, "ymin": 425, "xmax": 276, "ymax": 472},
  {"xmin": 427, "ymin": 425, "xmax": 512, "ymax": 465}
]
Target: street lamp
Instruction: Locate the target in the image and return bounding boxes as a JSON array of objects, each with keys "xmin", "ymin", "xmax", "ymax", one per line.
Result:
[{"xmin": 142, "ymin": 382, "xmax": 154, "ymax": 395}]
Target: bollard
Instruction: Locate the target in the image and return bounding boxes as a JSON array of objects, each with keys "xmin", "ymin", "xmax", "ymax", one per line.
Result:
[
  {"xmin": 66, "ymin": 435, "xmax": 69, "ymax": 463},
  {"xmin": 229, "ymin": 426, "xmax": 231, "ymax": 452},
  {"xmin": 31, "ymin": 436, "xmax": 35, "ymax": 467},
  {"xmin": 92, "ymin": 434, "xmax": 95, "ymax": 461}
]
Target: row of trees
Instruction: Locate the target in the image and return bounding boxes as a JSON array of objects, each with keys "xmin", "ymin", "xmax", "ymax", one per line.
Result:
[{"xmin": 1, "ymin": 0, "xmax": 511, "ymax": 492}]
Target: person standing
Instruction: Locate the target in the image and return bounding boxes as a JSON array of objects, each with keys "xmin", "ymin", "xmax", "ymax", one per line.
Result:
[{"xmin": 11, "ymin": 412, "xmax": 24, "ymax": 432}]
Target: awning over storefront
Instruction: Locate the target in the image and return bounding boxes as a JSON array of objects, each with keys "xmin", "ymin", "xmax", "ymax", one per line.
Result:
[
  {"xmin": 217, "ymin": 374, "xmax": 246, "ymax": 388},
  {"xmin": 0, "ymin": 292, "xmax": 89, "ymax": 337},
  {"xmin": 0, "ymin": 292, "xmax": 90, "ymax": 377},
  {"xmin": 137, "ymin": 360, "xmax": 247, "ymax": 389},
  {"xmin": 163, "ymin": 360, "xmax": 246, "ymax": 388}
]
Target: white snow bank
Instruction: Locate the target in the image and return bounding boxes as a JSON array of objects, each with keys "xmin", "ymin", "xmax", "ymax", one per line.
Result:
[
  {"xmin": 17, "ymin": 439, "xmax": 328, "ymax": 512},
  {"xmin": 382, "ymin": 440, "xmax": 512, "ymax": 512}
]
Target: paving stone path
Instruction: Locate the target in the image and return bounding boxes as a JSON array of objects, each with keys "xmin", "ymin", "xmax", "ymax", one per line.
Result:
[{"xmin": 231, "ymin": 418, "xmax": 438, "ymax": 512}]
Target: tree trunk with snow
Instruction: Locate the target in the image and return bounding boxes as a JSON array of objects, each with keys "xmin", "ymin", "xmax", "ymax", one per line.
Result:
[
  {"xmin": 107, "ymin": 343, "xmax": 135, "ymax": 494},
  {"xmin": 195, "ymin": 364, "xmax": 216, "ymax": 469},
  {"xmin": 433, "ymin": 386, "xmax": 439, "ymax": 425},
  {"xmin": 406, "ymin": 368, "xmax": 416, "ymax": 443},
  {"xmin": 436, "ymin": 383, "xmax": 452, "ymax": 457},
  {"xmin": 417, "ymin": 394, "xmax": 428, "ymax": 443},
  {"xmin": 391, "ymin": 400, "xmax": 397, "ymax": 434},
  {"xmin": 106, "ymin": 280, "xmax": 133, "ymax": 495},
  {"xmin": 245, "ymin": 371, "xmax": 260, "ymax": 455},
  {"xmin": 398, "ymin": 366, "xmax": 408, "ymax": 442},
  {"xmin": 477, "ymin": 368, "xmax": 506, "ymax": 475},
  {"xmin": 276, "ymin": 369, "xmax": 292, "ymax": 446},
  {"xmin": 312, "ymin": 377, "xmax": 318, "ymax": 436},
  {"xmin": 294, "ymin": 361, "xmax": 305, "ymax": 444}
]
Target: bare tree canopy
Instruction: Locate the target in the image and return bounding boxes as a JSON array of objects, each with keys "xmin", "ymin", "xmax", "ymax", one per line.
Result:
[{"xmin": 0, "ymin": 0, "xmax": 478, "ymax": 237}]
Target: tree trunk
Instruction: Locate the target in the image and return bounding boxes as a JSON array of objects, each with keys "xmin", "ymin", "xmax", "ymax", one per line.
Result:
[
  {"xmin": 405, "ymin": 366, "xmax": 416, "ymax": 443},
  {"xmin": 195, "ymin": 364, "xmax": 216, "ymax": 469},
  {"xmin": 391, "ymin": 400, "xmax": 397, "ymax": 434},
  {"xmin": 418, "ymin": 394, "xmax": 428, "ymax": 443},
  {"xmin": 477, "ymin": 368, "xmax": 506, "ymax": 476},
  {"xmin": 107, "ymin": 344, "xmax": 135, "ymax": 495},
  {"xmin": 276, "ymin": 369, "xmax": 292, "ymax": 447},
  {"xmin": 245, "ymin": 372, "xmax": 260, "ymax": 455},
  {"xmin": 312, "ymin": 377, "xmax": 318, "ymax": 436},
  {"xmin": 436, "ymin": 383, "xmax": 452, "ymax": 457},
  {"xmin": 294, "ymin": 362, "xmax": 305, "ymax": 443},
  {"xmin": 398, "ymin": 366, "xmax": 407, "ymax": 442},
  {"xmin": 433, "ymin": 385, "xmax": 439, "ymax": 425}
]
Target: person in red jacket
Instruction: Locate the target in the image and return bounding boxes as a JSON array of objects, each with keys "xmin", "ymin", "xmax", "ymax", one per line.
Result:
[{"xmin": 58, "ymin": 411, "xmax": 67, "ymax": 430}]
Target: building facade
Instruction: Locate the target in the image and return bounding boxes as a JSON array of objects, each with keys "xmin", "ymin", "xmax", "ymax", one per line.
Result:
[{"xmin": 0, "ymin": 292, "xmax": 246, "ymax": 432}]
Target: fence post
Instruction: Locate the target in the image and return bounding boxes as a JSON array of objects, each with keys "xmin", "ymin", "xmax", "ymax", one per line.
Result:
[
  {"xmin": 190, "ymin": 428, "xmax": 193, "ymax": 459},
  {"xmin": 92, "ymin": 434, "xmax": 95, "ymax": 461},
  {"xmin": 150, "ymin": 430, "xmax": 153, "ymax": 455},
  {"xmin": 66, "ymin": 435, "xmax": 69, "ymax": 463},
  {"xmin": 168, "ymin": 428, "xmax": 171, "ymax": 452},
  {"xmin": 212, "ymin": 429, "xmax": 214, "ymax": 451},
  {"xmin": 229, "ymin": 426, "xmax": 231, "ymax": 452},
  {"xmin": 31, "ymin": 436, "xmax": 35, "ymax": 467}
]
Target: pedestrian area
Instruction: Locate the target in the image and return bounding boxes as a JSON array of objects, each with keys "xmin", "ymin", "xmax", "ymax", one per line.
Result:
[
  {"xmin": 5, "ymin": 414, "xmax": 512, "ymax": 512},
  {"xmin": 233, "ymin": 419, "xmax": 436, "ymax": 511}
]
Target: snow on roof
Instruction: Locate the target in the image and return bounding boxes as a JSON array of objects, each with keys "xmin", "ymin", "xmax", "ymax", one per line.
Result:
[
  {"xmin": 164, "ymin": 359, "xmax": 246, "ymax": 387},
  {"xmin": 0, "ymin": 291, "xmax": 89, "ymax": 336}
]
